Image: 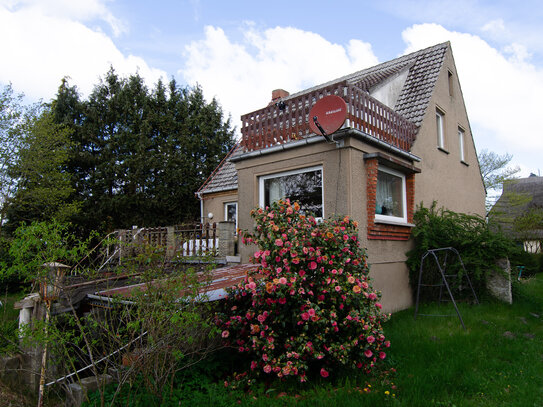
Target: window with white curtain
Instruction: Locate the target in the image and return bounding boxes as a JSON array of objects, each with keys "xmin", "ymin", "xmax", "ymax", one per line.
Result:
[
  {"xmin": 375, "ymin": 166, "xmax": 407, "ymax": 223},
  {"xmin": 259, "ymin": 166, "xmax": 323, "ymax": 218}
]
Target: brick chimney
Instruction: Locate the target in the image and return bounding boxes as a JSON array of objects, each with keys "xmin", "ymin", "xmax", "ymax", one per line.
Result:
[{"xmin": 268, "ymin": 89, "xmax": 289, "ymax": 106}]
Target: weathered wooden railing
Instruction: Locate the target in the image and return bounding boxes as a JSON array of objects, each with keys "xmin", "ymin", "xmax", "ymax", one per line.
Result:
[
  {"xmin": 240, "ymin": 80, "xmax": 418, "ymax": 152},
  {"xmin": 69, "ymin": 223, "xmax": 221, "ymax": 274}
]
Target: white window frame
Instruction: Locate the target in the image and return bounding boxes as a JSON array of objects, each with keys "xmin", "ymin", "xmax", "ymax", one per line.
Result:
[
  {"xmin": 374, "ymin": 166, "xmax": 407, "ymax": 224},
  {"xmin": 258, "ymin": 165, "xmax": 324, "ymax": 219},
  {"xmin": 224, "ymin": 202, "xmax": 238, "ymax": 229},
  {"xmin": 458, "ymin": 127, "xmax": 465, "ymax": 162},
  {"xmin": 436, "ymin": 108, "xmax": 445, "ymax": 149}
]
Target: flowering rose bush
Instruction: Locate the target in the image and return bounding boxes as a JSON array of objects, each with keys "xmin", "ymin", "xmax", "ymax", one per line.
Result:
[{"xmin": 216, "ymin": 199, "xmax": 390, "ymax": 383}]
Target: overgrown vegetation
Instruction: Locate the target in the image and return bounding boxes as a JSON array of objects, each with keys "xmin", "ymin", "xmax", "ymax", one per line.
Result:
[
  {"xmin": 216, "ymin": 200, "xmax": 389, "ymax": 386},
  {"xmin": 80, "ymin": 274, "xmax": 543, "ymax": 406},
  {"xmin": 406, "ymin": 203, "xmax": 519, "ymax": 299},
  {"xmin": 2, "ymin": 220, "xmax": 221, "ymax": 406}
]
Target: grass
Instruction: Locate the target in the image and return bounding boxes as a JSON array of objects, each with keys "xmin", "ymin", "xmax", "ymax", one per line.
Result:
[
  {"xmin": 3, "ymin": 275, "xmax": 543, "ymax": 406},
  {"xmin": 188, "ymin": 275, "xmax": 543, "ymax": 407},
  {"xmin": 385, "ymin": 275, "xmax": 543, "ymax": 406}
]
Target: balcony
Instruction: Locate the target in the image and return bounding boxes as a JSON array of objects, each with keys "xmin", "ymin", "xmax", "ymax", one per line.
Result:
[{"xmin": 240, "ymin": 80, "xmax": 418, "ymax": 153}]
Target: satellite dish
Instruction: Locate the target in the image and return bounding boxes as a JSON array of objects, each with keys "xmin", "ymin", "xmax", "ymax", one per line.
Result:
[{"xmin": 309, "ymin": 95, "xmax": 347, "ymax": 137}]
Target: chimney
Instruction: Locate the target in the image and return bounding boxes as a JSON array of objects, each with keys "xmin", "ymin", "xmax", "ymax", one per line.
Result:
[{"xmin": 268, "ymin": 89, "xmax": 289, "ymax": 106}]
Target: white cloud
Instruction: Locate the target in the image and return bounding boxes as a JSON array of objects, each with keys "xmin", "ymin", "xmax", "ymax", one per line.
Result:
[
  {"xmin": 0, "ymin": 1, "xmax": 166, "ymax": 102},
  {"xmin": 2, "ymin": 0, "xmax": 127, "ymax": 36},
  {"xmin": 402, "ymin": 23, "xmax": 543, "ymax": 176},
  {"xmin": 181, "ymin": 25, "xmax": 378, "ymax": 133},
  {"xmin": 481, "ymin": 18, "xmax": 506, "ymax": 36}
]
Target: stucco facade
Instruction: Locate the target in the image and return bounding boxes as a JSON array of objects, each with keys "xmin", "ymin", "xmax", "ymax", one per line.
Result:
[{"xmin": 197, "ymin": 42, "xmax": 486, "ymax": 312}]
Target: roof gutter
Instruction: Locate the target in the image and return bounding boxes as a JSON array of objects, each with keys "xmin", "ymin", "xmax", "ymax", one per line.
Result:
[
  {"xmin": 337, "ymin": 128, "xmax": 421, "ymax": 162},
  {"xmin": 230, "ymin": 128, "xmax": 421, "ymax": 163},
  {"xmin": 230, "ymin": 135, "xmax": 325, "ymax": 162}
]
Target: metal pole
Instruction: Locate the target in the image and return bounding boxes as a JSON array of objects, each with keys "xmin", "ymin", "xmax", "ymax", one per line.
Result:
[{"xmin": 37, "ymin": 300, "xmax": 51, "ymax": 407}]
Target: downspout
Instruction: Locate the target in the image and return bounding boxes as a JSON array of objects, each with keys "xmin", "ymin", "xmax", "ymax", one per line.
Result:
[{"xmin": 197, "ymin": 192, "xmax": 204, "ymax": 223}]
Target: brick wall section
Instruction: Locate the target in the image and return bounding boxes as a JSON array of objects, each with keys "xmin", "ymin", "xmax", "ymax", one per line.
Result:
[{"xmin": 365, "ymin": 158, "xmax": 414, "ymax": 241}]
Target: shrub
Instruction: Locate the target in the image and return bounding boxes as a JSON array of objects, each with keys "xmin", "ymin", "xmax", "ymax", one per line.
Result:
[
  {"xmin": 406, "ymin": 202, "xmax": 518, "ymax": 300},
  {"xmin": 216, "ymin": 200, "xmax": 389, "ymax": 385}
]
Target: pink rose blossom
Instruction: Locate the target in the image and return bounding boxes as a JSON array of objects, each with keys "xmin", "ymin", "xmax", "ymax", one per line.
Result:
[
  {"xmin": 308, "ymin": 308, "xmax": 316, "ymax": 317},
  {"xmin": 379, "ymin": 352, "xmax": 386, "ymax": 360},
  {"xmin": 364, "ymin": 349, "xmax": 373, "ymax": 358},
  {"xmin": 263, "ymin": 364, "xmax": 272, "ymax": 373},
  {"xmin": 279, "ymin": 277, "xmax": 287, "ymax": 285},
  {"xmin": 308, "ymin": 261, "xmax": 317, "ymax": 270},
  {"xmin": 335, "ymin": 286, "xmax": 342, "ymax": 292},
  {"xmin": 301, "ymin": 312, "xmax": 309, "ymax": 321},
  {"xmin": 275, "ymin": 238, "xmax": 283, "ymax": 247},
  {"xmin": 251, "ymin": 361, "xmax": 257, "ymax": 370},
  {"xmin": 221, "ymin": 330, "xmax": 229, "ymax": 338},
  {"xmin": 367, "ymin": 335, "xmax": 375, "ymax": 344},
  {"xmin": 320, "ymin": 368, "xmax": 329, "ymax": 378}
]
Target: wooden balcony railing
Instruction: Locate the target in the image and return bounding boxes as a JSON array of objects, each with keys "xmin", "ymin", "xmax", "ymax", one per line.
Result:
[{"xmin": 240, "ymin": 81, "xmax": 418, "ymax": 152}]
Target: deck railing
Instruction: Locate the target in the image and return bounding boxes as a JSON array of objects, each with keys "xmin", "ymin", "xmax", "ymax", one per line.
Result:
[{"xmin": 240, "ymin": 81, "xmax": 418, "ymax": 152}]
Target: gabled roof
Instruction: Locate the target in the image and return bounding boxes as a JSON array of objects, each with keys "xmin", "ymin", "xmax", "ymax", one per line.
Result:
[
  {"xmin": 197, "ymin": 144, "xmax": 240, "ymax": 195},
  {"xmin": 198, "ymin": 42, "xmax": 450, "ymax": 196},
  {"xmin": 286, "ymin": 42, "xmax": 448, "ymax": 127}
]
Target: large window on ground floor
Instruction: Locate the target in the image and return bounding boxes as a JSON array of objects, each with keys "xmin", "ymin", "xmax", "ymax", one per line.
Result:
[
  {"xmin": 259, "ymin": 166, "xmax": 323, "ymax": 218},
  {"xmin": 375, "ymin": 166, "xmax": 407, "ymax": 223}
]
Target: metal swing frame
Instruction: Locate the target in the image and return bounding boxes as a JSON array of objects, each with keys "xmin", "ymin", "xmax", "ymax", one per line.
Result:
[{"xmin": 414, "ymin": 247, "xmax": 479, "ymax": 329}]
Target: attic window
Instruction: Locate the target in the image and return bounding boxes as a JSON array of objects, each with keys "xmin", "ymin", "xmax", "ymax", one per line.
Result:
[
  {"xmin": 259, "ymin": 166, "xmax": 323, "ymax": 218},
  {"xmin": 436, "ymin": 108, "xmax": 446, "ymax": 150},
  {"xmin": 458, "ymin": 127, "xmax": 466, "ymax": 162},
  {"xmin": 448, "ymin": 70, "xmax": 454, "ymax": 97}
]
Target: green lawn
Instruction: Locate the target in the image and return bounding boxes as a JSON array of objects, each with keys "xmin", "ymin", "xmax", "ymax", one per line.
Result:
[
  {"xmin": 3, "ymin": 275, "xmax": 543, "ymax": 406},
  {"xmin": 81, "ymin": 274, "xmax": 543, "ymax": 407}
]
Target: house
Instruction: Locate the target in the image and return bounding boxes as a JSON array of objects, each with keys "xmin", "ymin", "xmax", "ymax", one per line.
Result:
[
  {"xmin": 197, "ymin": 42, "xmax": 486, "ymax": 311},
  {"xmin": 489, "ymin": 175, "xmax": 543, "ymax": 253}
]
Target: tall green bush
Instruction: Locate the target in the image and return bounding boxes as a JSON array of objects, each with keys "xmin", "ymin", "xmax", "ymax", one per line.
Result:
[
  {"xmin": 406, "ymin": 203, "xmax": 518, "ymax": 298},
  {"xmin": 216, "ymin": 200, "xmax": 389, "ymax": 385}
]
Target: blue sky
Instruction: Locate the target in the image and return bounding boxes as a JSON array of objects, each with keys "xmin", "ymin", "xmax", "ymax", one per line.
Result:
[{"xmin": 1, "ymin": 0, "xmax": 542, "ymax": 177}]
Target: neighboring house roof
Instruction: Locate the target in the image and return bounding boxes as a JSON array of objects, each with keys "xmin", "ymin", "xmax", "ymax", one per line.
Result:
[
  {"xmin": 490, "ymin": 175, "xmax": 543, "ymax": 239},
  {"xmin": 198, "ymin": 42, "xmax": 449, "ymax": 196}
]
